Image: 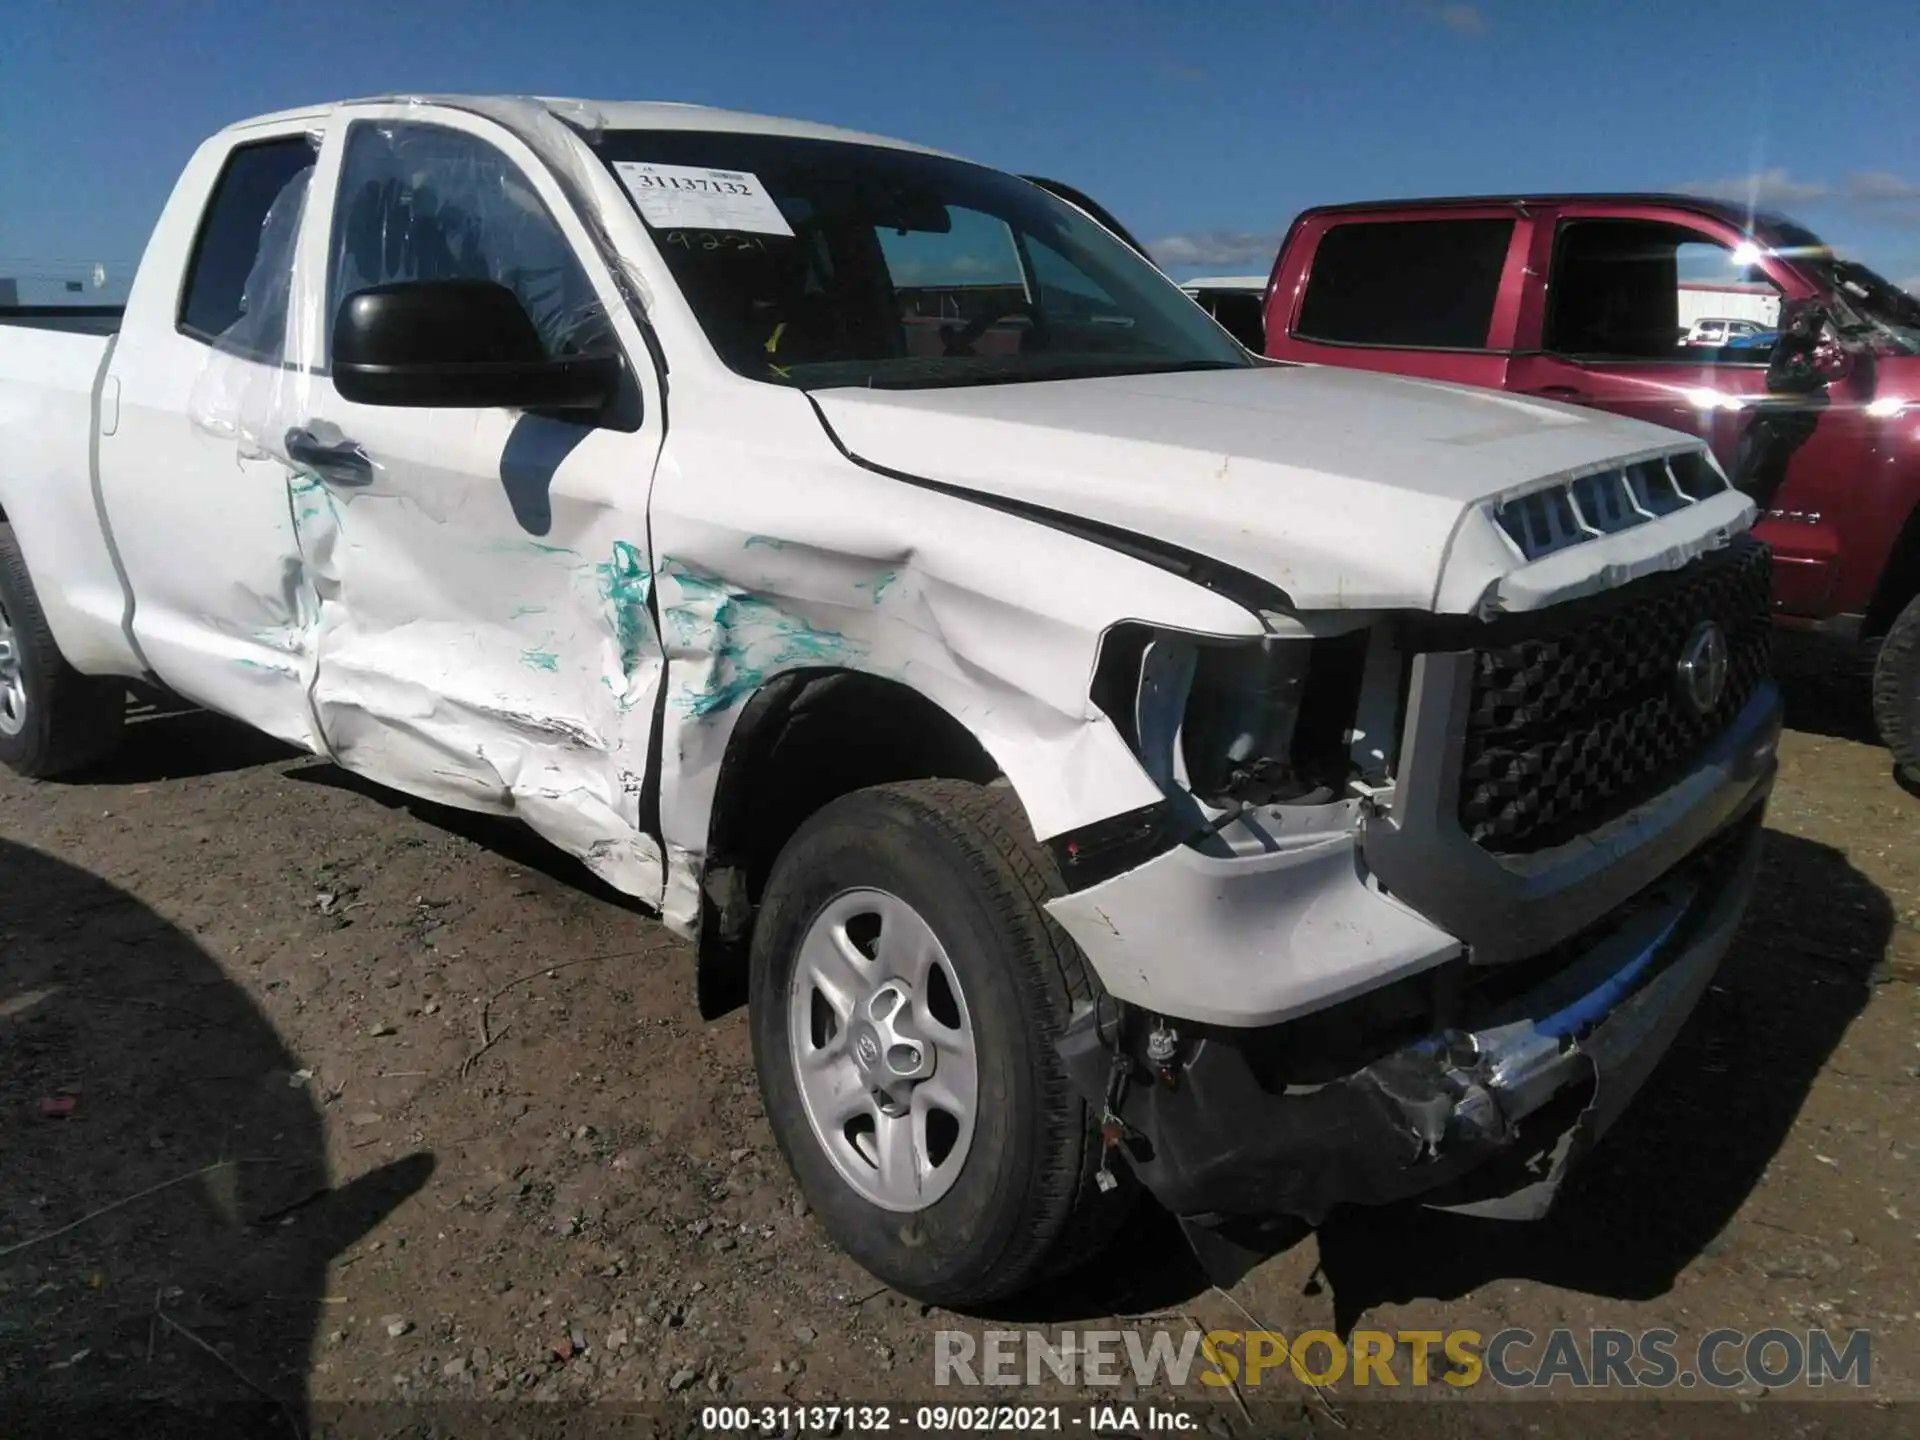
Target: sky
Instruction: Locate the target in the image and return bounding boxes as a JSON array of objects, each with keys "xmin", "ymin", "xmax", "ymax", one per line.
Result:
[{"xmin": 4, "ymin": 0, "xmax": 1917, "ymax": 302}]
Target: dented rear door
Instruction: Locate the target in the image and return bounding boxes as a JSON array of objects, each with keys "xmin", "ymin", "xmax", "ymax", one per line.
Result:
[{"xmin": 293, "ymin": 108, "xmax": 669, "ymax": 902}]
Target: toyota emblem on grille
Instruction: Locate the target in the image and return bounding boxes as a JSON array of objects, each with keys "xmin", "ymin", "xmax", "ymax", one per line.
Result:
[{"xmin": 1676, "ymin": 620, "xmax": 1730, "ymax": 716}]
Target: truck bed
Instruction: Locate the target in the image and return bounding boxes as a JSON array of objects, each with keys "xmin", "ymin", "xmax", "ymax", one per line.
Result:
[
  {"xmin": 0, "ymin": 314, "xmax": 135, "ymax": 678},
  {"xmin": 0, "ymin": 305, "xmax": 124, "ymax": 337}
]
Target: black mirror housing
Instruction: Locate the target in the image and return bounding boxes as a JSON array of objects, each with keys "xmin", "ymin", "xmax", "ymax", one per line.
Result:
[{"xmin": 332, "ymin": 279, "xmax": 618, "ymax": 411}]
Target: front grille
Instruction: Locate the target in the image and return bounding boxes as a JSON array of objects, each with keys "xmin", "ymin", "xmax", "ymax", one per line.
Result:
[
  {"xmin": 1492, "ymin": 451, "xmax": 1729, "ymax": 561},
  {"xmin": 1457, "ymin": 537, "xmax": 1772, "ymax": 854}
]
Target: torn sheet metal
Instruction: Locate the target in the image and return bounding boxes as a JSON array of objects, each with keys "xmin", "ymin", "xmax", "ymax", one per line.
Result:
[
  {"xmin": 1055, "ymin": 825, "xmax": 1758, "ymax": 1224},
  {"xmin": 639, "ymin": 378, "xmax": 1268, "ymax": 932},
  {"xmin": 287, "ymin": 408, "xmax": 669, "ymax": 898}
]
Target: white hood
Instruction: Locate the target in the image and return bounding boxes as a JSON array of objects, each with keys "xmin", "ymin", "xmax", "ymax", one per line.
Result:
[{"xmin": 811, "ymin": 364, "xmax": 1725, "ymax": 613}]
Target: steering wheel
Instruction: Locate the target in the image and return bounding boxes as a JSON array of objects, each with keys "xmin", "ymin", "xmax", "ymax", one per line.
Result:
[{"xmin": 939, "ymin": 301, "xmax": 1041, "ymax": 357}]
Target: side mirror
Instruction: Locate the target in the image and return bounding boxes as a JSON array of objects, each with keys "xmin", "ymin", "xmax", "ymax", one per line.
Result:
[
  {"xmin": 1764, "ymin": 299, "xmax": 1842, "ymax": 396},
  {"xmin": 332, "ymin": 279, "xmax": 618, "ymax": 411}
]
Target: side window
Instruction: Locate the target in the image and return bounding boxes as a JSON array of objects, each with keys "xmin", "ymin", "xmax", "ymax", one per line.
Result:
[
  {"xmin": 179, "ymin": 137, "xmax": 318, "ymax": 361},
  {"xmin": 326, "ymin": 122, "xmax": 610, "ymax": 362},
  {"xmin": 1027, "ymin": 236, "xmax": 1118, "ymax": 314},
  {"xmin": 1294, "ymin": 218, "xmax": 1513, "ymax": 349},
  {"xmin": 1545, "ymin": 220, "xmax": 1784, "ymax": 362},
  {"xmin": 1205, "ymin": 292, "xmax": 1266, "ymax": 352},
  {"xmin": 1027, "ymin": 236, "xmax": 1149, "ymax": 354},
  {"xmin": 879, "ymin": 207, "xmax": 1028, "ymax": 357}
]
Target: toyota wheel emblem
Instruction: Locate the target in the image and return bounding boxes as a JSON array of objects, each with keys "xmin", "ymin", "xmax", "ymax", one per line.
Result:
[{"xmin": 1676, "ymin": 620, "xmax": 1730, "ymax": 716}]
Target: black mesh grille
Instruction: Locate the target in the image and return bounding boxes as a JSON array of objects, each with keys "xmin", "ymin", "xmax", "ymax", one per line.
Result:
[{"xmin": 1458, "ymin": 538, "xmax": 1772, "ymax": 854}]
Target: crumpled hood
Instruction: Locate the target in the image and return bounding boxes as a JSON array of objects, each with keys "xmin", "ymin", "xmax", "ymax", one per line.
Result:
[{"xmin": 811, "ymin": 364, "xmax": 1708, "ymax": 612}]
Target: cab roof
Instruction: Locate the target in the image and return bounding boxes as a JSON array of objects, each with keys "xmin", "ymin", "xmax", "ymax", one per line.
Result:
[
  {"xmin": 223, "ymin": 95, "xmax": 955, "ymax": 159},
  {"xmin": 1298, "ymin": 192, "xmax": 1807, "ymax": 236}
]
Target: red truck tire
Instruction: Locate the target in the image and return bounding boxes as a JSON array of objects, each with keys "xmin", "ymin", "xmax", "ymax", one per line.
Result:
[{"xmin": 1873, "ymin": 593, "xmax": 1920, "ymax": 786}]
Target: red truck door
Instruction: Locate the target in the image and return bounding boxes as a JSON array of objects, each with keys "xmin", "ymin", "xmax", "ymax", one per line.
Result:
[
  {"xmin": 1264, "ymin": 208, "xmax": 1533, "ymax": 388},
  {"xmin": 1508, "ymin": 204, "xmax": 1868, "ymax": 616}
]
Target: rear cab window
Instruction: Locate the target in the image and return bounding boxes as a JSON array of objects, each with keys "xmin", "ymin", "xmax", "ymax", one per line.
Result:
[
  {"xmin": 178, "ymin": 136, "xmax": 319, "ymax": 362},
  {"xmin": 1293, "ymin": 217, "xmax": 1517, "ymax": 349}
]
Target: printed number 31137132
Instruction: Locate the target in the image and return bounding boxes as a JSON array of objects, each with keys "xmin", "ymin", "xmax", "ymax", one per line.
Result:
[{"xmin": 628, "ymin": 174, "xmax": 750, "ymax": 196}]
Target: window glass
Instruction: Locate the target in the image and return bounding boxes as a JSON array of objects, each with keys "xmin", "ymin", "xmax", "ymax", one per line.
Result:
[
  {"xmin": 878, "ymin": 208, "xmax": 1029, "ymax": 358},
  {"xmin": 1199, "ymin": 291, "xmax": 1266, "ymax": 351},
  {"xmin": 1294, "ymin": 218, "xmax": 1513, "ymax": 348},
  {"xmin": 179, "ymin": 137, "xmax": 318, "ymax": 361},
  {"xmin": 1546, "ymin": 220, "xmax": 1783, "ymax": 362},
  {"xmin": 595, "ymin": 130, "xmax": 1249, "ymax": 390},
  {"xmin": 326, "ymin": 122, "xmax": 610, "ymax": 362}
]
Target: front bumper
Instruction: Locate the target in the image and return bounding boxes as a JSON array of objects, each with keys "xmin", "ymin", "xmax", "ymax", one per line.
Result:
[{"xmin": 1058, "ymin": 812, "xmax": 1763, "ymax": 1225}]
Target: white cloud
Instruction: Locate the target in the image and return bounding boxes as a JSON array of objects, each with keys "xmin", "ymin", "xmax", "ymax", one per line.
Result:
[
  {"xmin": 1147, "ymin": 231, "xmax": 1283, "ymax": 268},
  {"xmin": 1675, "ymin": 168, "xmax": 1920, "ymax": 227},
  {"xmin": 1410, "ymin": 1, "xmax": 1488, "ymax": 31},
  {"xmin": 1677, "ymin": 167, "xmax": 1829, "ymax": 207},
  {"xmin": 1839, "ymin": 172, "xmax": 1920, "ymax": 227},
  {"xmin": 1841, "ymin": 171, "xmax": 1920, "ymax": 202}
]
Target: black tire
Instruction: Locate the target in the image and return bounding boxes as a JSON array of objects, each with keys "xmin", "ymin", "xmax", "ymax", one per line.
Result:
[
  {"xmin": 749, "ymin": 778, "xmax": 1130, "ymax": 1305},
  {"xmin": 1872, "ymin": 592, "xmax": 1920, "ymax": 786},
  {"xmin": 0, "ymin": 523, "xmax": 126, "ymax": 778}
]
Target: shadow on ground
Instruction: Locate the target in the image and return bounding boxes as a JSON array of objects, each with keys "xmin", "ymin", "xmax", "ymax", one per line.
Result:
[
  {"xmin": 0, "ymin": 840, "xmax": 432, "ymax": 1437},
  {"xmin": 71, "ymin": 694, "xmax": 299, "ymax": 786},
  {"xmin": 1002, "ymin": 829, "xmax": 1889, "ymax": 1333}
]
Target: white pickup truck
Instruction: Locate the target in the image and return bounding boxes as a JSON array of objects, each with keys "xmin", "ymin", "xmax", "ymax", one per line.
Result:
[{"xmin": 0, "ymin": 95, "xmax": 1781, "ymax": 1303}]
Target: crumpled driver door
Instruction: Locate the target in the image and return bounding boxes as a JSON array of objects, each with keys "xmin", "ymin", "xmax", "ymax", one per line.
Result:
[{"xmin": 290, "ymin": 108, "xmax": 668, "ymax": 901}]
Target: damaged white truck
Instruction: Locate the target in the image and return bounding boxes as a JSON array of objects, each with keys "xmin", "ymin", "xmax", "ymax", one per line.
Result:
[{"xmin": 0, "ymin": 97, "xmax": 1781, "ymax": 1304}]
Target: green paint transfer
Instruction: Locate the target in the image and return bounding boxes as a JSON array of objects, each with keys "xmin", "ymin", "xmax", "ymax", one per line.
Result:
[
  {"xmin": 660, "ymin": 558, "xmax": 862, "ymax": 719},
  {"xmin": 856, "ymin": 570, "xmax": 899, "ymax": 603},
  {"xmin": 522, "ymin": 649, "xmax": 561, "ymax": 672},
  {"xmin": 596, "ymin": 541, "xmax": 654, "ymax": 682}
]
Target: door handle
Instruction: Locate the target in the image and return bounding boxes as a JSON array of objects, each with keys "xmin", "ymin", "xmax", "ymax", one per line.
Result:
[
  {"xmin": 1528, "ymin": 385, "xmax": 1586, "ymax": 401},
  {"xmin": 284, "ymin": 426, "xmax": 374, "ymax": 487}
]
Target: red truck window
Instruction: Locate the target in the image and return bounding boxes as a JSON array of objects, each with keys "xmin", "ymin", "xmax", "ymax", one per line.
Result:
[
  {"xmin": 1544, "ymin": 219, "xmax": 1783, "ymax": 363},
  {"xmin": 1296, "ymin": 218, "xmax": 1513, "ymax": 350}
]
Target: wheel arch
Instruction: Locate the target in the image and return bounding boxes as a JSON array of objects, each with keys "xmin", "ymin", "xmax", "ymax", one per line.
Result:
[
  {"xmin": 693, "ymin": 667, "xmax": 1005, "ymax": 1016},
  {"xmin": 1864, "ymin": 499, "xmax": 1920, "ymax": 639}
]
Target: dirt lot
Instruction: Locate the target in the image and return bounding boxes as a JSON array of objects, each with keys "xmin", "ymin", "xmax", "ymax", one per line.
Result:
[{"xmin": 1, "ymin": 668, "xmax": 1915, "ymax": 1438}]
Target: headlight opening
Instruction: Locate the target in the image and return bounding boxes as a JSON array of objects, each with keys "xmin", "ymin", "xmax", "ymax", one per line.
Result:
[{"xmin": 1095, "ymin": 623, "xmax": 1373, "ymax": 812}]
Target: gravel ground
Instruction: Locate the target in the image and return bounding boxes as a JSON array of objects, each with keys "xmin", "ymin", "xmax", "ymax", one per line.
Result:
[{"xmin": 1, "ymin": 669, "xmax": 1914, "ymax": 1438}]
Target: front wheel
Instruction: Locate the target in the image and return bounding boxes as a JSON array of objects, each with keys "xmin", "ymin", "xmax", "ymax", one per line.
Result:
[
  {"xmin": 1872, "ymin": 592, "xmax": 1920, "ymax": 786},
  {"xmin": 749, "ymin": 779, "xmax": 1128, "ymax": 1305}
]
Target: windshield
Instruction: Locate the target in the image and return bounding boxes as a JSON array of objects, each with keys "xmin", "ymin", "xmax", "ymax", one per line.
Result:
[{"xmin": 593, "ymin": 130, "xmax": 1252, "ymax": 389}]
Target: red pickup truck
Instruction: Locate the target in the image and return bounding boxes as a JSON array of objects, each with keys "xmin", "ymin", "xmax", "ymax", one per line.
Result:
[{"xmin": 1238, "ymin": 194, "xmax": 1920, "ymax": 781}]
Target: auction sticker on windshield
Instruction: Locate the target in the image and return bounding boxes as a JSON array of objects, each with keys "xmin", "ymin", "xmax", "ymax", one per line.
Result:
[{"xmin": 612, "ymin": 162, "xmax": 794, "ymax": 236}]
